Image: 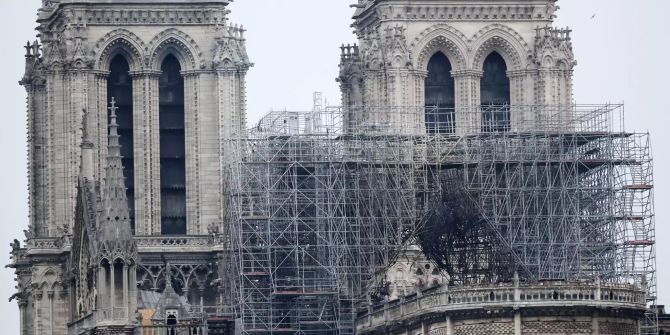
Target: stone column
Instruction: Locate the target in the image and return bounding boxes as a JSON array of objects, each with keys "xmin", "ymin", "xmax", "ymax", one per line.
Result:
[
  {"xmin": 122, "ymin": 263, "xmax": 129, "ymax": 319},
  {"xmin": 130, "ymin": 70, "xmax": 162, "ymax": 235},
  {"xmin": 445, "ymin": 315, "xmax": 454, "ymax": 335},
  {"xmin": 514, "ymin": 312, "xmax": 522, "ymax": 335},
  {"xmin": 183, "ymin": 71, "xmax": 201, "ymax": 235},
  {"xmin": 507, "ymin": 70, "xmax": 532, "ymax": 131},
  {"xmin": 47, "ymin": 291, "xmax": 54, "ymax": 335},
  {"xmin": 110, "ymin": 263, "xmax": 116, "ymax": 314},
  {"xmin": 26, "ymin": 80, "xmax": 48, "ymax": 237},
  {"xmin": 452, "ymin": 70, "xmax": 482, "ymax": 135},
  {"xmin": 98, "ymin": 266, "xmax": 107, "ymax": 313},
  {"xmin": 592, "ymin": 312, "xmax": 600, "ymax": 335},
  {"xmin": 410, "ymin": 70, "xmax": 428, "ymax": 135},
  {"xmin": 33, "ymin": 291, "xmax": 42, "ymax": 335},
  {"xmin": 130, "ymin": 265, "xmax": 137, "ymax": 316},
  {"xmin": 19, "ymin": 300, "xmax": 27, "ymax": 335},
  {"xmin": 57, "ymin": 290, "xmax": 67, "ymax": 335},
  {"xmin": 45, "ymin": 67, "xmax": 64, "ymax": 237},
  {"xmin": 91, "ymin": 71, "xmax": 109, "ymax": 183}
]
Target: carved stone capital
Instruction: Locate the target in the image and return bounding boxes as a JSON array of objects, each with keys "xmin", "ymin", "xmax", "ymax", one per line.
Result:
[
  {"xmin": 91, "ymin": 70, "xmax": 110, "ymax": 79},
  {"xmin": 129, "ymin": 70, "xmax": 161, "ymax": 79},
  {"xmin": 451, "ymin": 70, "xmax": 483, "ymax": 79}
]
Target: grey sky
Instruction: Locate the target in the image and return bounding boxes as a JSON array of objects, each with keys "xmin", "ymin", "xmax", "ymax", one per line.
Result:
[{"xmin": 0, "ymin": 1, "xmax": 667, "ymax": 333}]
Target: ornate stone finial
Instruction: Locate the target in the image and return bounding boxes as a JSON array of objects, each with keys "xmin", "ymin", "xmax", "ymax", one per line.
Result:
[
  {"xmin": 24, "ymin": 41, "xmax": 32, "ymax": 58},
  {"xmin": 10, "ymin": 239, "xmax": 20, "ymax": 252},
  {"xmin": 32, "ymin": 40, "xmax": 40, "ymax": 58},
  {"xmin": 108, "ymin": 97, "xmax": 119, "ymax": 120}
]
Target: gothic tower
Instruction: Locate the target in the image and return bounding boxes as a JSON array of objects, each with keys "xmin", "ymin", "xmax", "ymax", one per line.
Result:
[
  {"xmin": 11, "ymin": 0, "xmax": 250, "ymax": 334},
  {"xmin": 339, "ymin": 0, "xmax": 575, "ymax": 134}
]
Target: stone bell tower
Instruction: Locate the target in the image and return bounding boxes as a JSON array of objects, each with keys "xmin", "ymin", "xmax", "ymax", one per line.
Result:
[
  {"xmin": 12, "ymin": 1, "xmax": 250, "ymax": 334},
  {"xmin": 23, "ymin": 0, "xmax": 250, "ymax": 239},
  {"xmin": 338, "ymin": 0, "xmax": 575, "ymax": 134}
]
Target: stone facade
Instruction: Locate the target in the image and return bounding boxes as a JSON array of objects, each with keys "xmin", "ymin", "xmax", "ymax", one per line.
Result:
[
  {"xmin": 10, "ymin": 0, "xmax": 248, "ymax": 334},
  {"xmin": 7, "ymin": 0, "xmax": 657, "ymax": 335},
  {"xmin": 339, "ymin": 0, "xmax": 575, "ymax": 134}
]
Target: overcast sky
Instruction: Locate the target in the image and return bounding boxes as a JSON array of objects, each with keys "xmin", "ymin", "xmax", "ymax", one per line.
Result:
[{"xmin": 0, "ymin": 1, "xmax": 668, "ymax": 333}]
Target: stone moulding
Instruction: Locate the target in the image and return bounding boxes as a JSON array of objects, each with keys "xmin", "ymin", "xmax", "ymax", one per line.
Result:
[{"xmin": 357, "ymin": 281, "xmax": 647, "ymax": 333}]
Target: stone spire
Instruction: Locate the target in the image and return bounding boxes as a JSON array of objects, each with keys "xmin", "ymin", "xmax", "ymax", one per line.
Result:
[
  {"xmin": 96, "ymin": 97, "xmax": 136, "ymax": 261},
  {"xmin": 80, "ymin": 108, "xmax": 94, "ymax": 181},
  {"xmin": 153, "ymin": 263, "xmax": 192, "ymax": 321}
]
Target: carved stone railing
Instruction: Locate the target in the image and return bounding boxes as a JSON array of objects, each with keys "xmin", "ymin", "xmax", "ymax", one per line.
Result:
[
  {"xmin": 138, "ymin": 324, "xmax": 208, "ymax": 335},
  {"xmin": 135, "ymin": 235, "xmax": 223, "ymax": 253},
  {"xmin": 26, "ymin": 238, "xmax": 60, "ymax": 253},
  {"xmin": 357, "ymin": 281, "xmax": 647, "ymax": 332}
]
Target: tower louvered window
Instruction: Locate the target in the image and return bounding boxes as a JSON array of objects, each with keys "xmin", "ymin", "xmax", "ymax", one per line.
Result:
[
  {"xmin": 425, "ymin": 52, "xmax": 455, "ymax": 134},
  {"xmin": 159, "ymin": 55, "xmax": 187, "ymax": 235},
  {"xmin": 481, "ymin": 51, "xmax": 511, "ymax": 132}
]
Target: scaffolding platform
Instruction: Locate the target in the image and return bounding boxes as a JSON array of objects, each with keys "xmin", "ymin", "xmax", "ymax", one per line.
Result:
[{"xmin": 223, "ymin": 104, "xmax": 657, "ymax": 335}]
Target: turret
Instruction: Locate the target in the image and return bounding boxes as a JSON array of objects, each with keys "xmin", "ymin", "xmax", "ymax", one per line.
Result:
[{"xmin": 95, "ymin": 97, "xmax": 138, "ymax": 325}]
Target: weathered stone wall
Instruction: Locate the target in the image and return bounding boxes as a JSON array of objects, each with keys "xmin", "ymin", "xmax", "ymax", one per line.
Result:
[
  {"xmin": 379, "ymin": 316, "xmax": 640, "ymax": 335},
  {"xmin": 339, "ymin": 0, "xmax": 575, "ymax": 134},
  {"xmin": 22, "ymin": 1, "xmax": 250, "ymax": 239}
]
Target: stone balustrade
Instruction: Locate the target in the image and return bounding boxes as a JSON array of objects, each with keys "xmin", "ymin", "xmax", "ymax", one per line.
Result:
[
  {"xmin": 24, "ymin": 235, "xmax": 224, "ymax": 254},
  {"xmin": 134, "ymin": 235, "xmax": 223, "ymax": 253},
  {"xmin": 357, "ymin": 281, "xmax": 647, "ymax": 333}
]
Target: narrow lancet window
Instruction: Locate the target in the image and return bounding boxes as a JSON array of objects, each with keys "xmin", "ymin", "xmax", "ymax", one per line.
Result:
[
  {"xmin": 480, "ymin": 52, "xmax": 511, "ymax": 132},
  {"xmin": 159, "ymin": 55, "xmax": 186, "ymax": 235},
  {"xmin": 107, "ymin": 55, "xmax": 135, "ymax": 232},
  {"xmin": 425, "ymin": 52, "xmax": 455, "ymax": 134}
]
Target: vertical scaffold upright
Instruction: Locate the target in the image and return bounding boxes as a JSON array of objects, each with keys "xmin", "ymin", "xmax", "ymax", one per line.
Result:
[{"xmin": 223, "ymin": 104, "xmax": 657, "ymax": 335}]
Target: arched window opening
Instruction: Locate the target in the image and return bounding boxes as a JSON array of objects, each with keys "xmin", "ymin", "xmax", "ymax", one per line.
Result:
[
  {"xmin": 480, "ymin": 51, "xmax": 511, "ymax": 132},
  {"xmin": 166, "ymin": 312, "xmax": 178, "ymax": 335},
  {"xmin": 107, "ymin": 55, "xmax": 135, "ymax": 233},
  {"xmin": 159, "ymin": 54, "xmax": 186, "ymax": 235},
  {"xmin": 425, "ymin": 52, "xmax": 455, "ymax": 134},
  {"xmin": 113, "ymin": 260, "xmax": 124, "ymax": 307}
]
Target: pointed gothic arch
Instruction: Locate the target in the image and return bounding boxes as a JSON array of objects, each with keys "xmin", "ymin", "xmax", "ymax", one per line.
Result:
[
  {"xmin": 411, "ymin": 25, "xmax": 468, "ymax": 72},
  {"xmin": 148, "ymin": 28, "xmax": 203, "ymax": 72},
  {"xmin": 94, "ymin": 29, "xmax": 146, "ymax": 72},
  {"xmin": 470, "ymin": 24, "xmax": 529, "ymax": 72}
]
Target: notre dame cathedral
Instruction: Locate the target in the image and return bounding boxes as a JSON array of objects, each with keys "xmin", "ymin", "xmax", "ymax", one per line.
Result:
[{"xmin": 8, "ymin": 0, "xmax": 658, "ymax": 335}]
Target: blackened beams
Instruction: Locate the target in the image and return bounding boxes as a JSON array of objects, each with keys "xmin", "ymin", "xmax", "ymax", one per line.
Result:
[
  {"xmin": 159, "ymin": 55, "xmax": 186, "ymax": 235},
  {"xmin": 107, "ymin": 55, "xmax": 135, "ymax": 232},
  {"xmin": 425, "ymin": 52, "xmax": 455, "ymax": 134},
  {"xmin": 481, "ymin": 52, "xmax": 511, "ymax": 132}
]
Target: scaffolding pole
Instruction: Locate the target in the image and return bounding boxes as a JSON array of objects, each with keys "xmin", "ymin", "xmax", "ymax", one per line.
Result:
[{"xmin": 224, "ymin": 104, "xmax": 657, "ymax": 335}]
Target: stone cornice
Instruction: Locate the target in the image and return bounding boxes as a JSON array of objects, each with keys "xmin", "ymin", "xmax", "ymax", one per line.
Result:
[
  {"xmin": 38, "ymin": 5, "xmax": 230, "ymax": 26},
  {"xmin": 129, "ymin": 69, "xmax": 162, "ymax": 78},
  {"xmin": 354, "ymin": 1, "xmax": 556, "ymax": 29},
  {"xmin": 451, "ymin": 69, "xmax": 483, "ymax": 78}
]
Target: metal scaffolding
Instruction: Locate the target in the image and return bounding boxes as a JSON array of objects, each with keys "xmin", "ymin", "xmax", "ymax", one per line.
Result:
[{"xmin": 223, "ymin": 104, "xmax": 657, "ymax": 335}]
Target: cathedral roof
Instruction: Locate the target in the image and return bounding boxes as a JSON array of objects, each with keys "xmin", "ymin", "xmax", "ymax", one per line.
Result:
[{"xmin": 96, "ymin": 98, "xmax": 137, "ymax": 262}]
